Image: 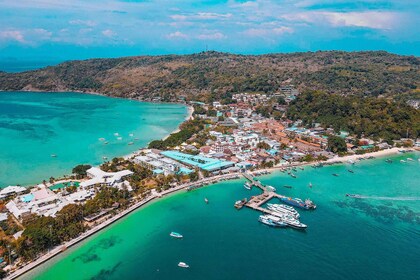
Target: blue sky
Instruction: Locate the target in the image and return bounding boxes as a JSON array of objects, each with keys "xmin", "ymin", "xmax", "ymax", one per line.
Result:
[{"xmin": 0, "ymin": 0, "xmax": 419, "ymax": 61}]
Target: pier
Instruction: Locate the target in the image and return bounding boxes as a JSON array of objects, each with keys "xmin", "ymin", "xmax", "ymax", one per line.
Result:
[{"xmin": 241, "ymin": 172, "xmax": 286, "ymax": 216}]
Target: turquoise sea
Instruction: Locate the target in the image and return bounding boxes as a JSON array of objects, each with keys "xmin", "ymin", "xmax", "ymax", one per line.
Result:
[
  {"xmin": 0, "ymin": 91, "xmax": 187, "ymax": 187},
  {"xmin": 24, "ymin": 153, "xmax": 420, "ymax": 280}
]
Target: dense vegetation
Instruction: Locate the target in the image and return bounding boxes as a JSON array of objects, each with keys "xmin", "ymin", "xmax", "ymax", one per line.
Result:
[
  {"xmin": 0, "ymin": 51, "xmax": 418, "ymax": 102},
  {"xmin": 288, "ymin": 91, "xmax": 420, "ymax": 141},
  {"xmin": 148, "ymin": 119, "xmax": 206, "ymax": 149}
]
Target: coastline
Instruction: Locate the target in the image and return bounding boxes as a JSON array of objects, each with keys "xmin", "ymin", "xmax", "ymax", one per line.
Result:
[
  {"xmin": 6, "ymin": 173, "xmax": 239, "ymax": 280},
  {"xmin": 6, "ymin": 147, "xmax": 411, "ymax": 279}
]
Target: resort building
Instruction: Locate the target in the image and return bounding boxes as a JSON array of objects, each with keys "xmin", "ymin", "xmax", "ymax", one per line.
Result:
[
  {"xmin": 0, "ymin": 186, "xmax": 27, "ymax": 200},
  {"xmin": 160, "ymin": 151, "xmax": 234, "ymax": 172},
  {"xmin": 134, "ymin": 150, "xmax": 193, "ymax": 175},
  {"xmin": 80, "ymin": 167, "xmax": 134, "ymax": 189}
]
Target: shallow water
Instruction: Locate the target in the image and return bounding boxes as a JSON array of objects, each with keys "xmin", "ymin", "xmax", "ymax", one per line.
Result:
[
  {"xmin": 25, "ymin": 153, "xmax": 420, "ymax": 280},
  {"xmin": 0, "ymin": 91, "xmax": 187, "ymax": 187}
]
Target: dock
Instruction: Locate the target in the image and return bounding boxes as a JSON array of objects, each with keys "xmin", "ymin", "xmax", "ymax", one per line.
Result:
[{"xmin": 241, "ymin": 172, "xmax": 286, "ymax": 216}]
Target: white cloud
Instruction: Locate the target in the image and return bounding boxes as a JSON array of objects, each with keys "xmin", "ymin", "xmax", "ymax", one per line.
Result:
[
  {"xmin": 283, "ymin": 11, "xmax": 399, "ymax": 30},
  {"xmin": 102, "ymin": 29, "xmax": 116, "ymax": 37},
  {"xmin": 170, "ymin": 12, "xmax": 232, "ymax": 21},
  {"xmin": 0, "ymin": 30, "xmax": 25, "ymax": 43},
  {"xmin": 166, "ymin": 31, "xmax": 189, "ymax": 39},
  {"xmin": 197, "ymin": 32, "xmax": 226, "ymax": 40}
]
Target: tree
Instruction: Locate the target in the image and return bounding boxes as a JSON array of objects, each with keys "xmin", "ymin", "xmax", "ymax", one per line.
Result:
[
  {"xmin": 72, "ymin": 164, "xmax": 92, "ymax": 178},
  {"xmin": 327, "ymin": 136, "xmax": 347, "ymax": 153},
  {"xmin": 257, "ymin": 141, "xmax": 270, "ymax": 150}
]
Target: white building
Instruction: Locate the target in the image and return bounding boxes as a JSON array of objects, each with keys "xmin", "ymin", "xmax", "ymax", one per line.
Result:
[{"xmin": 80, "ymin": 167, "xmax": 134, "ymax": 189}]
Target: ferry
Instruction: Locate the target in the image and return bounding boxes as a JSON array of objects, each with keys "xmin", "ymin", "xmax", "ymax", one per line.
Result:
[
  {"xmin": 264, "ymin": 215, "xmax": 287, "ymax": 227},
  {"xmin": 170, "ymin": 232, "xmax": 183, "ymax": 238},
  {"xmin": 282, "ymin": 215, "xmax": 307, "ymax": 230},
  {"xmin": 280, "ymin": 197, "xmax": 316, "ymax": 210},
  {"xmin": 266, "ymin": 185, "xmax": 276, "ymax": 192},
  {"xmin": 178, "ymin": 262, "xmax": 189, "ymax": 268},
  {"xmin": 244, "ymin": 182, "xmax": 252, "ymax": 190},
  {"xmin": 258, "ymin": 215, "xmax": 286, "ymax": 228},
  {"xmin": 267, "ymin": 203, "xmax": 300, "ymax": 219}
]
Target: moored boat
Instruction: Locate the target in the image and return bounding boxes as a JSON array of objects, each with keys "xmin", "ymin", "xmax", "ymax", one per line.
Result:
[
  {"xmin": 267, "ymin": 203, "xmax": 300, "ymax": 219},
  {"xmin": 244, "ymin": 182, "xmax": 252, "ymax": 190},
  {"xmin": 280, "ymin": 197, "xmax": 316, "ymax": 210},
  {"xmin": 266, "ymin": 185, "xmax": 276, "ymax": 192}
]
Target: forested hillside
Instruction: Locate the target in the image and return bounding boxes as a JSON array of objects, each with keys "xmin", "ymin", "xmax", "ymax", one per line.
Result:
[{"xmin": 0, "ymin": 51, "xmax": 418, "ymax": 102}]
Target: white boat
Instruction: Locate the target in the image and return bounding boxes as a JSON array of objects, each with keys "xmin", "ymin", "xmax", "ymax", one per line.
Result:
[
  {"xmin": 266, "ymin": 185, "xmax": 276, "ymax": 192},
  {"xmin": 114, "ymin": 132, "xmax": 119, "ymax": 136},
  {"xmin": 244, "ymin": 182, "xmax": 252, "ymax": 190},
  {"xmin": 98, "ymin": 137, "xmax": 106, "ymax": 141},
  {"xmin": 267, "ymin": 203, "xmax": 300, "ymax": 219},
  {"xmin": 407, "ymin": 158, "xmax": 414, "ymax": 162},
  {"xmin": 178, "ymin": 262, "xmax": 189, "ymax": 268},
  {"xmin": 170, "ymin": 232, "xmax": 183, "ymax": 238},
  {"xmin": 51, "ymin": 154, "xmax": 57, "ymax": 158},
  {"xmin": 117, "ymin": 137, "xmax": 123, "ymax": 140},
  {"xmin": 400, "ymin": 160, "xmax": 406, "ymax": 163},
  {"xmin": 262, "ymin": 215, "xmax": 287, "ymax": 227},
  {"xmin": 128, "ymin": 142, "xmax": 134, "ymax": 145},
  {"xmin": 309, "ymin": 182, "xmax": 312, "ymax": 188},
  {"xmin": 129, "ymin": 133, "xmax": 134, "ymax": 137}
]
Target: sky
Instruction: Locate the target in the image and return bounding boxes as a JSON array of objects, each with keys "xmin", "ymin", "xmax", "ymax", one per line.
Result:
[{"xmin": 0, "ymin": 0, "xmax": 419, "ymax": 63}]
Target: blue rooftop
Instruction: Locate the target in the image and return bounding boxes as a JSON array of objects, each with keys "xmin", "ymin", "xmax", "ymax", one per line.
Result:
[{"xmin": 161, "ymin": 151, "xmax": 234, "ymax": 172}]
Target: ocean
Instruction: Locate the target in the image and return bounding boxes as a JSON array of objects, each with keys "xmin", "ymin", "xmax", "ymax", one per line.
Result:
[
  {"xmin": 23, "ymin": 153, "xmax": 420, "ymax": 280},
  {"xmin": 0, "ymin": 91, "xmax": 187, "ymax": 187}
]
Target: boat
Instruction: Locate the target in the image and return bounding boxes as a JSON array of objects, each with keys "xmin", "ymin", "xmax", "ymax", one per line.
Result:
[
  {"xmin": 280, "ymin": 197, "xmax": 316, "ymax": 210},
  {"xmin": 309, "ymin": 182, "xmax": 312, "ymax": 188},
  {"xmin": 400, "ymin": 160, "xmax": 406, "ymax": 163},
  {"xmin": 102, "ymin": 156, "xmax": 108, "ymax": 160},
  {"xmin": 117, "ymin": 137, "xmax": 123, "ymax": 140},
  {"xmin": 170, "ymin": 232, "xmax": 183, "ymax": 238},
  {"xmin": 267, "ymin": 203, "xmax": 300, "ymax": 219},
  {"xmin": 104, "ymin": 141, "xmax": 109, "ymax": 145},
  {"xmin": 283, "ymin": 185, "xmax": 292, "ymax": 189},
  {"xmin": 346, "ymin": 194, "xmax": 362, "ymax": 198},
  {"xmin": 398, "ymin": 149, "xmax": 406, "ymax": 153},
  {"xmin": 244, "ymin": 182, "xmax": 252, "ymax": 190},
  {"xmin": 258, "ymin": 215, "xmax": 286, "ymax": 227},
  {"xmin": 332, "ymin": 173, "xmax": 339, "ymax": 177},
  {"xmin": 98, "ymin": 137, "xmax": 106, "ymax": 141},
  {"xmin": 204, "ymin": 198, "xmax": 209, "ymax": 204},
  {"xmin": 114, "ymin": 132, "xmax": 119, "ymax": 136},
  {"xmin": 234, "ymin": 198, "xmax": 247, "ymax": 209},
  {"xmin": 348, "ymin": 169, "xmax": 354, "ymax": 173},
  {"xmin": 266, "ymin": 185, "xmax": 276, "ymax": 192},
  {"xmin": 51, "ymin": 154, "xmax": 57, "ymax": 157},
  {"xmin": 282, "ymin": 215, "xmax": 307, "ymax": 230},
  {"xmin": 178, "ymin": 262, "xmax": 189, "ymax": 268},
  {"xmin": 129, "ymin": 133, "xmax": 134, "ymax": 137},
  {"xmin": 290, "ymin": 173, "xmax": 297, "ymax": 178},
  {"xmin": 128, "ymin": 142, "xmax": 134, "ymax": 145},
  {"xmin": 385, "ymin": 159, "xmax": 393, "ymax": 163},
  {"xmin": 407, "ymin": 158, "xmax": 414, "ymax": 162},
  {"xmin": 300, "ymin": 167, "xmax": 304, "ymax": 170},
  {"xmin": 263, "ymin": 215, "xmax": 288, "ymax": 227},
  {"xmin": 347, "ymin": 159, "xmax": 355, "ymax": 164}
]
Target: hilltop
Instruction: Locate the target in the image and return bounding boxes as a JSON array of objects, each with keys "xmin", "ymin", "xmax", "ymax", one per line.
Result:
[{"xmin": 0, "ymin": 51, "xmax": 419, "ymax": 102}]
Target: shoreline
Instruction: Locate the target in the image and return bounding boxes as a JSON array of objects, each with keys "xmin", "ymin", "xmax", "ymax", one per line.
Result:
[
  {"xmin": 5, "ymin": 147, "xmax": 416, "ymax": 279},
  {"xmin": 6, "ymin": 173, "xmax": 239, "ymax": 280}
]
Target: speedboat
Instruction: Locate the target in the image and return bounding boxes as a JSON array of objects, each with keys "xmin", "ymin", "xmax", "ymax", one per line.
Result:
[
  {"xmin": 348, "ymin": 169, "xmax": 354, "ymax": 173},
  {"xmin": 385, "ymin": 159, "xmax": 393, "ymax": 163},
  {"xmin": 204, "ymin": 198, "xmax": 209, "ymax": 204},
  {"xmin": 290, "ymin": 173, "xmax": 297, "ymax": 178},
  {"xmin": 407, "ymin": 158, "xmax": 414, "ymax": 162},
  {"xmin": 346, "ymin": 194, "xmax": 362, "ymax": 198},
  {"xmin": 308, "ymin": 182, "xmax": 312, "ymax": 188},
  {"xmin": 51, "ymin": 154, "xmax": 57, "ymax": 158},
  {"xmin": 332, "ymin": 173, "xmax": 339, "ymax": 177},
  {"xmin": 244, "ymin": 182, "xmax": 252, "ymax": 190},
  {"xmin": 128, "ymin": 142, "xmax": 134, "ymax": 145},
  {"xmin": 170, "ymin": 232, "xmax": 183, "ymax": 238},
  {"xmin": 400, "ymin": 160, "xmax": 406, "ymax": 163},
  {"xmin": 178, "ymin": 262, "xmax": 189, "ymax": 268}
]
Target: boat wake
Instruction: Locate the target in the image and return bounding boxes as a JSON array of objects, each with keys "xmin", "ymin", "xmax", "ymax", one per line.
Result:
[{"xmin": 350, "ymin": 195, "xmax": 420, "ymax": 201}]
